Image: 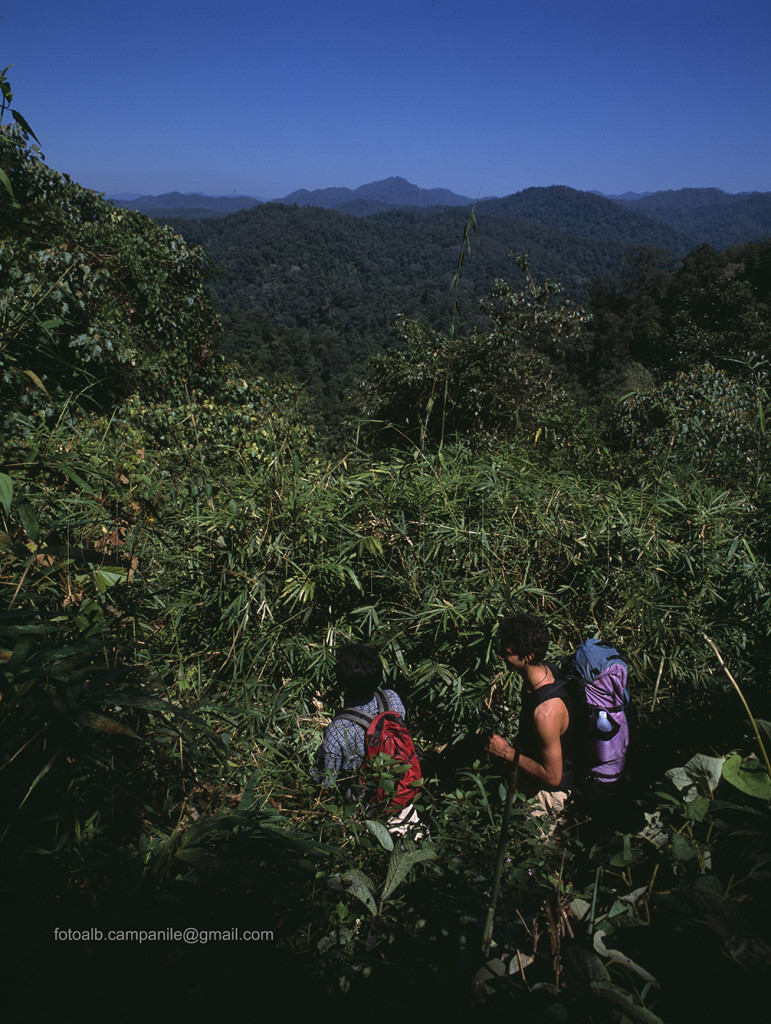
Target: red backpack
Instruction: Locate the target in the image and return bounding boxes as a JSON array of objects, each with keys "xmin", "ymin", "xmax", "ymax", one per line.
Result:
[{"xmin": 336, "ymin": 690, "xmax": 422, "ymax": 811}]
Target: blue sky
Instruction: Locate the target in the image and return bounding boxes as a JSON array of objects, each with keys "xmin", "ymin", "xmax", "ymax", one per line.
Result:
[{"xmin": 3, "ymin": 0, "xmax": 770, "ymax": 198}]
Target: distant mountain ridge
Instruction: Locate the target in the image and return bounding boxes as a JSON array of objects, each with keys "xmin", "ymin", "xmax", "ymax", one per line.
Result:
[
  {"xmin": 113, "ymin": 191, "xmax": 265, "ymax": 218},
  {"xmin": 277, "ymin": 175, "xmax": 478, "ymax": 210},
  {"xmin": 112, "ymin": 179, "xmax": 771, "ymax": 249},
  {"xmin": 112, "ymin": 177, "xmax": 479, "ymax": 219}
]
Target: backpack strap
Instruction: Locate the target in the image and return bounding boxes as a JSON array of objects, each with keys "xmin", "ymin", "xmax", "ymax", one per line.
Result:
[
  {"xmin": 336, "ymin": 690, "xmax": 394, "ymax": 730},
  {"xmin": 528, "ymin": 675, "xmax": 569, "ymax": 708},
  {"xmin": 335, "ymin": 708, "xmax": 373, "ymax": 730}
]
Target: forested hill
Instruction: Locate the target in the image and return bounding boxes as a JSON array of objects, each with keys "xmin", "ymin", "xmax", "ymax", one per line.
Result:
[
  {"xmin": 142, "ymin": 184, "xmax": 771, "ymax": 403},
  {"xmin": 163, "ymin": 187, "xmax": 695, "ymax": 396},
  {"xmin": 617, "ymin": 187, "xmax": 771, "ymax": 250},
  {"xmin": 279, "ymin": 174, "xmax": 477, "ymax": 211}
]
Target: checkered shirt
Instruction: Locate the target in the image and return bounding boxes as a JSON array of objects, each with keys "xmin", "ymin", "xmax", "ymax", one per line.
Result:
[{"xmin": 314, "ymin": 689, "xmax": 405, "ymax": 784}]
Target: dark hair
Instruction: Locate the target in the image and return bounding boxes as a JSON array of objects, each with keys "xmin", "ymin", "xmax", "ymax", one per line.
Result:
[
  {"xmin": 497, "ymin": 612, "xmax": 549, "ymax": 663},
  {"xmin": 335, "ymin": 643, "xmax": 383, "ymax": 702}
]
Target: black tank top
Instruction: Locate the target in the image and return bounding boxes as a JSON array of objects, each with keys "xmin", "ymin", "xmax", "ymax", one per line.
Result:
[{"xmin": 518, "ymin": 664, "xmax": 574, "ymax": 791}]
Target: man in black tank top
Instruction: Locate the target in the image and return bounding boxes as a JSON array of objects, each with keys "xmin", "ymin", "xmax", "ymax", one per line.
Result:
[{"xmin": 487, "ymin": 612, "xmax": 573, "ymax": 832}]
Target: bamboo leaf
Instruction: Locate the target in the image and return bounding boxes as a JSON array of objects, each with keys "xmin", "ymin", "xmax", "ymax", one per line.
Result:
[
  {"xmin": 11, "ymin": 108, "xmax": 40, "ymax": 143},
  {"xmin": 72, "ymin": 710, "xmax": 141, "ymax": 739},
  {"xmin": 19, "ymin": 752, "xmax": 61, "ymax": 809},
  {"xmin": 48, "ymin": 460, "xmax": 98, "ymax": 495},
  {"xmin": 22, "ymin": 369, "xmax": 50, "ymax": 395},
  {"xmin": 0, "ymin": 166, "xmax": 13, "ymax": 200},
  {"xmin": 0, "ymin": 473, "xmax": 13, "ymax": 514}
]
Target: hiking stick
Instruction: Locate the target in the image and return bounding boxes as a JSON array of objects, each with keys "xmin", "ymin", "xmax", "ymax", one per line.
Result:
[
  {"xmin": 703, "ymin": 633, "xmax": 771, "ymax": 777},
  {"xmin": 650, "ymin": 654, "xmax": 665, "ymax": 711},
  {"xmin": 482, "ymin": 742, "xmax": 520, "ymax": 955}
]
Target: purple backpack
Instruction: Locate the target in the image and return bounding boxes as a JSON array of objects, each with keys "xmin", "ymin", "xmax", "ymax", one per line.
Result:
[{"xmin": 568, "ymin": 639, "xmax": 630, "ymax": 787}]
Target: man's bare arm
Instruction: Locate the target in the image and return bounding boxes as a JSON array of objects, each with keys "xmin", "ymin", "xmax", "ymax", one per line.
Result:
[{"xmin": 487, "ymin": 700, "xmax": 566, "ymax": 788}]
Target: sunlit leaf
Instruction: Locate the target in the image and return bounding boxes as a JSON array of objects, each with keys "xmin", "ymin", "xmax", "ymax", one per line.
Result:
[
  {"xmin": 722, "ymin": 753, "xmax": 771, "ymax": 800},
  {"xmin": 22, "ymin": 369, "xmax": 50, "ymax": 395},
  {"xmin": 73, "ymin": 710, "xmax": 141, "ymax": 739},
  {"xmin": 365, "ymin": 819, "xmax": 394, "ymax": 851},
  {"xmin": 94, "ymin": 566, "xmax": 127, "ymax": 593},
  {"xmin": 666, "ymin": 753, "xmax": 725, "ymax": 802}
]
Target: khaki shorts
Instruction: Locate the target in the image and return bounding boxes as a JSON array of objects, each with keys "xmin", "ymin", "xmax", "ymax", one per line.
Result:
[{"xmin": 529, "ymin": 788, "xmax": 570, "ymax": 841}]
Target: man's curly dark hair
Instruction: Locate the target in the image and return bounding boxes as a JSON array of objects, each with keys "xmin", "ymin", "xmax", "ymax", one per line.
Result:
[
  {"xmin": 335, "ymin": 643, "xmax": 383, "ymax": 703},
  {"xmin": 497, "ymin": 612, "xmax": 549, "ymax": 663}
]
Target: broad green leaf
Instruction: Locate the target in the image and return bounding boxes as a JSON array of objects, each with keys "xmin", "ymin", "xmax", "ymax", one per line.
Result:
[
  {"xmin": 684, "ymin": 796, "xmax": 710, "ymax": 822},
  {"xmin": 665, "ymin": 753, "xmax": 724, "ymax": 802},
  {"xmin": 671, "ymin": 833, "xmax": 698, "ymax": 862},
  {"xmin": 0, "ymin": 473, "xmax": 13, "ymax": 514},
  {"xmin": 365, "ymin": 819, "xmax": 394, "ymax": 851},
  {"xmin": 381, "ymin": 842, "xmax": 437, "ymax": 903},
  {"xmin": 340, "ymin": 868, "xmax": 377, "ymax": 916},
  {"xmin": 94, "ymin": 566, "xmax": 127, "ymax": 593},
  {"xmin": 722, "ymin": 753, "xmax": 771, "ymax": 800},
  {"xmin": 610, "ymin": 833, "xmax": 634, "ymax": 867},
  {"xmin": 17, "ymin": 501, "xmax": 40, "ymax": 543}
]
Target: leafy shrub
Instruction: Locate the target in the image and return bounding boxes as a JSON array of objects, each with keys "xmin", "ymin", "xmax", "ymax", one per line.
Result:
[
  {"xmin": 1, "ymin": 122, "xmax": 221, "ymax": 435},
  {"xmin": 611, "ymin": 361, "xmax": 770, "ymax": 482},
  {"xmin": 360, "ymin": 256, "xmax": 589, "ymax": 443}
]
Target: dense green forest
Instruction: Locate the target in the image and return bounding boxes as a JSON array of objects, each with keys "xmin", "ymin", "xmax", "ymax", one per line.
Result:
[
  {"xmin": 2, "ymin": 72, "xmax": 771, "ymax": 1020},
  {"xmin": 158, "ymin": 186, "xmax": 771, "ymax": 414}
]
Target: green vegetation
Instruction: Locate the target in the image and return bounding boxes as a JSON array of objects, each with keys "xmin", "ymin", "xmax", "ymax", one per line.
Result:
[
  {"xmin": 2, "ymin": 72, "xmax": 770, "ymax": 1019},
  {"xmin": 157, "ymin": 186, "xmax": 770, "ymax": 416}
]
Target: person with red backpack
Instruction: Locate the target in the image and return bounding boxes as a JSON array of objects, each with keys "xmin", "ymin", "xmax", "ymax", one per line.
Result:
[{"xmin": 314, "ymin": 644, "xmax": 423, "ymax": 837}]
